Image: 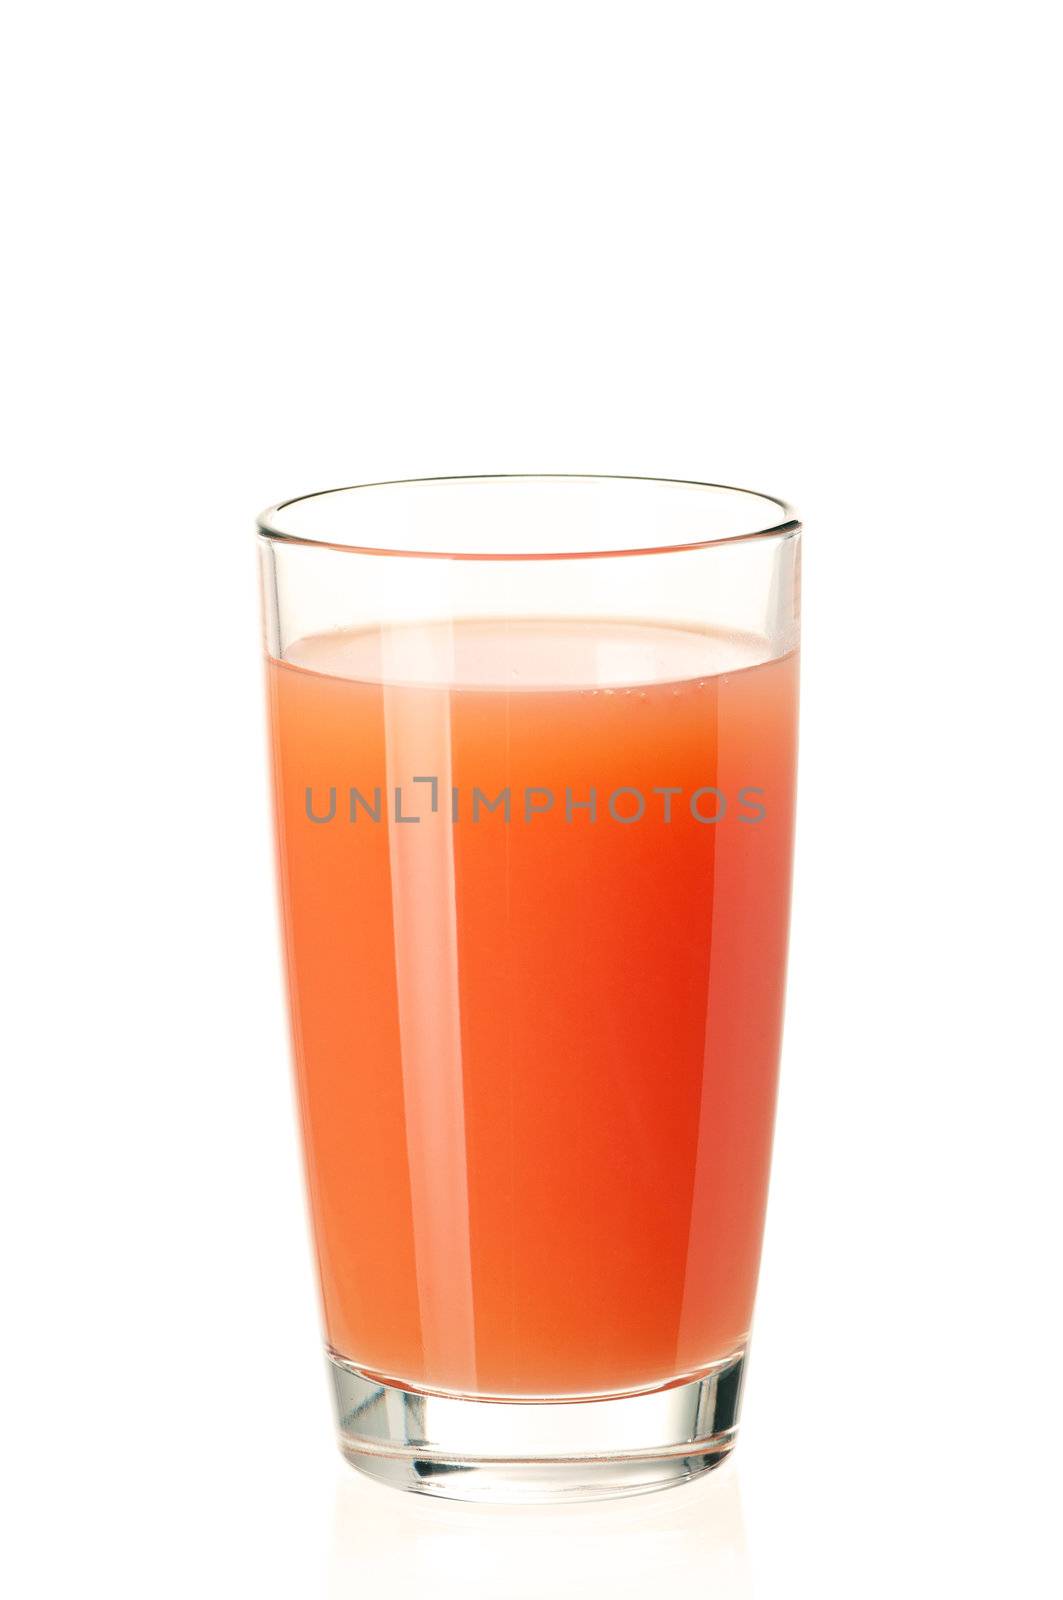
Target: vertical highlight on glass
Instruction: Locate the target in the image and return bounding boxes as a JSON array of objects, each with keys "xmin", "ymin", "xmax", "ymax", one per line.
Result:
[{"xmin": 258, "ymin": 476, "xmax": 800, "ymax": 1501}]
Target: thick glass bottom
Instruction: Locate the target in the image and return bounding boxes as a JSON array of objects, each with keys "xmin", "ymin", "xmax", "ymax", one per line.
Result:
[{"xmin": 328, "ymin": 1346, "xmax": 746, "ymax": 1503}]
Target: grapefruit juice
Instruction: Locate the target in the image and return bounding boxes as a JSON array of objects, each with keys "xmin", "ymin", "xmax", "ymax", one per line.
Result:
[{"xmin": 267, "ymin": 618, "xmax": 797, "ymax": 1399}]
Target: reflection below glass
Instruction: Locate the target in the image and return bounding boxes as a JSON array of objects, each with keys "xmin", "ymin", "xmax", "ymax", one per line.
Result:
[{"xmin": 328, "ymin": 1457, "xmax": 752, "ymax": 1599}]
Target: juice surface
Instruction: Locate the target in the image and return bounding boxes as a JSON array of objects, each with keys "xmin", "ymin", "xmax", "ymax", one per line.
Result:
[{"xmin": 268, "ymin": 619, "xmax": 797, "ymax": 1398}]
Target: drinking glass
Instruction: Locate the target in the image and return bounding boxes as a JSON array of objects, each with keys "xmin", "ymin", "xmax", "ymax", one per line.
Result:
[{"xmin": 258, "ymin": 476, "xmax": 800, "ymax": 1501}]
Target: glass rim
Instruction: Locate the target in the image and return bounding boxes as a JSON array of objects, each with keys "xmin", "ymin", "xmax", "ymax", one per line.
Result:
[{"xmin": 256, "ymin": 474, "xmax": 800, "ymax": 562}]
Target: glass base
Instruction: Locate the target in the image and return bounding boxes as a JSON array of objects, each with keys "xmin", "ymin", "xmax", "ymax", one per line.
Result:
[{"xmin": 328, "ymin": 1346, "xmax": 746, "ymax": 1503}]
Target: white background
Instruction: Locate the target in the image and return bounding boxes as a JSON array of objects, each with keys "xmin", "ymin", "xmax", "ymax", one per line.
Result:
[{"xmin": 2, "ymin": 3, "xmax": 1060, "ymax": 1595}]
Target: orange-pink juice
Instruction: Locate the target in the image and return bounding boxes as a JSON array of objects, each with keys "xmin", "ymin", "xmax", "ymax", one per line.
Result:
[{"xmin": 268, "ymin": 619, "xmax": 797, "ymax": 1397}]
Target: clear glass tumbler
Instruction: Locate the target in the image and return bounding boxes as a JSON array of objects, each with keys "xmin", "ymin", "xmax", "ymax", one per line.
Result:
[{"xmin": 258, "ymin": 476, "xmax": 800, "ymax": 1501}]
